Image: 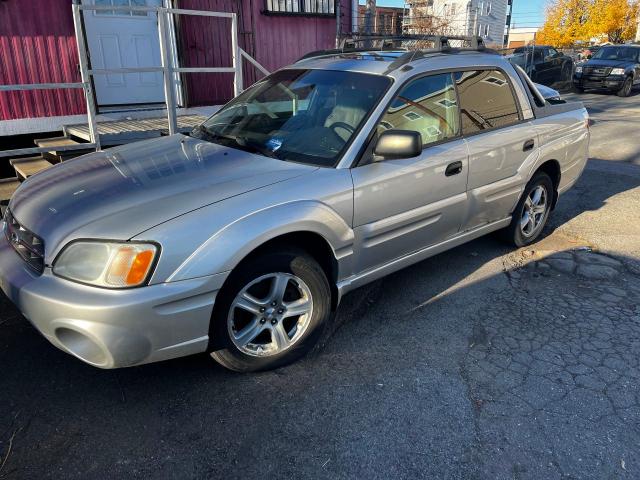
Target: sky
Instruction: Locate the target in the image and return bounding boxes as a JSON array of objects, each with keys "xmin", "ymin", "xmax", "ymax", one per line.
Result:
[{"xmin": 365, "ymin": 0, "xmax": 547, "ymax": 29}]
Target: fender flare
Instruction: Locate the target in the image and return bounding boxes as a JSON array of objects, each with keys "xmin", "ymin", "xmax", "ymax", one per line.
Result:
[{"xmin": 167, "ymin": 200, "xmax": 355, "ymax": 282}]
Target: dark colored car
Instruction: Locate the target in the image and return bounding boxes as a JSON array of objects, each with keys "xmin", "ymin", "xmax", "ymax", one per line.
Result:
[
  {"xmin": 573, "ymin": 45, "xmax": 640, "ymax": 96},
  {"xmin": 508, "ymin": 45, "xmax": 574, "ymax": 87}
]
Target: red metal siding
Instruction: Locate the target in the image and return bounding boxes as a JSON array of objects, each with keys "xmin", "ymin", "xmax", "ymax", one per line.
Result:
[
  {"xmin": 250, "ymin": 0, "xmax": 353, "ymax": 81},
  {"xmin": 175, "ymin": 0, "xmax": 244, "ymax": 106},
  {"xmin": 0, "ymin": 0, "xmax": 352, "ymax": 120},
  {"xmin": 178, "ymin": 0, "xmax": 352, "ymax": 107},
  {"xmin": 0, "ymin": 0, "xmax": 85, "ymax": 122}
]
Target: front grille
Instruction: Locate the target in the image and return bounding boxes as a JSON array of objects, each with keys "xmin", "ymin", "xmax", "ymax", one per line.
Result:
[
  {"xmin": 3, "ymin": 209, "xmax": 45, "ymax": 274},
  {"xmin": 583, "ymin": 66, "xmax": 612, "ymax": 77}
]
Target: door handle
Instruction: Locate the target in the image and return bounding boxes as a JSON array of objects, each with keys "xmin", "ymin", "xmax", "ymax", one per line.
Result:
[
  {"xmin": 523, "ymin": 139, "xmax": 535, "ymax": 151},
  {"xmin": 445, "ymin": 161, "xmax": 463, "ymax": 176}
]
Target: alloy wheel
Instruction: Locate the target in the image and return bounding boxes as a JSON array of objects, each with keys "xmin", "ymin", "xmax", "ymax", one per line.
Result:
[
  {"xmin": 520, "ymin": 185, "xmax": 548, "ymax": 237},
  {"xmin": 227, "ymin": 273, "xmax": 314, "ymax": 357}
]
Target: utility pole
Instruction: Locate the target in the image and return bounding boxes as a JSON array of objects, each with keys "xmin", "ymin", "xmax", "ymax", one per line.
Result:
[
  {"xmin": 336, "ymin": 0, "xmax": 341, "ymax": 46},
  {"xmin": 472, "ymin": 4, "xmax": 479, "ymax": 37}
]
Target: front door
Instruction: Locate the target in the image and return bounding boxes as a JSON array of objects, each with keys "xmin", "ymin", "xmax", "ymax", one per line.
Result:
[
  {"xmin": 351, "ymin": 73, "xmax": 469, "ymax": 273},
  {"xmin": 83, "ymin": 0, "xmax": 164, "ymax": 106}
]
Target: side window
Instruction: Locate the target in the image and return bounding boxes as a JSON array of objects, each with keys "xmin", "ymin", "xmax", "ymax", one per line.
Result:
[
  {"xmin": 455, "ymin": 70, "xmax": 521, "ymax": 135},
  {"xmin": 377, "ymin": 73, "xmax": 460, "ymax": 147}
]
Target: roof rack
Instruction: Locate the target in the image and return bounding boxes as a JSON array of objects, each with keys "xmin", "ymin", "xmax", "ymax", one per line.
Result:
[{"xmin": 298, "ymin": 34, "xmax": 492, "ymax": 62}]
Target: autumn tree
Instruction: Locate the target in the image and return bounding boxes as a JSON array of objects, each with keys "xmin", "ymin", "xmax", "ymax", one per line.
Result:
[
  {"xmin": 537, "ymin": 0, "xmax": 639, "ymax": 46},
  {"xmin": 585, "ymin": 0, "xmax": 639, "ymax": 43},
  {"xmin": 537, "ymin": 0, "xmax": 592, "ymax": 46}
]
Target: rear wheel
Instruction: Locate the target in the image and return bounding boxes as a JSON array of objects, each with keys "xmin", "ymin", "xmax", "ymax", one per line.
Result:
[
  {"xmin": 501, "ymin": 171, "xmax": 553, "ymax": 247},
  {"xmin": 209, "ymin": 249, "xmax": 331, "ymax": 372},
  {"xmin": 617, "ymin": 77, "xmax": 633, "ymax": 97}
]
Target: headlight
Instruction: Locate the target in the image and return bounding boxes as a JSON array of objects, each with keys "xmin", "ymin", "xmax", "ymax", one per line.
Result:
[
  {"xmin": 575, "ymin": 66, "xmax": 583, "ymax": 73},
  {"xmin": 53, "ymin": 241, "xmax": 158, "ymax": 288},
  {"xmin": 610, "ymin": 68, "xmax": 625, "ymax": 75}
]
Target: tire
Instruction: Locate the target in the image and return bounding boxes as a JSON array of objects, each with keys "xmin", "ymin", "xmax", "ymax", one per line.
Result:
[
  {"xmin": 501, "ymin": 171, "xmax": 554, "ymax": 247},
  {"xmin": 209, "ymin": 248, "xmax": 331, "ymax": 372},
  {"xmin": 617, "ymin": 77, "xmax": 632, "ymax": 97}
]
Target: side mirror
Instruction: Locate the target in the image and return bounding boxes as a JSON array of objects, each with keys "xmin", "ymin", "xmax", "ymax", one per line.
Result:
[{"xmin": 373, "ymin": 129, "xmax": 422, "ymax": 161}]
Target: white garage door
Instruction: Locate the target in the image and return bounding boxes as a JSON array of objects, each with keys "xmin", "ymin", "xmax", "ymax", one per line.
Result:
[{"xmin": 83, "ymin": 0, "xmax": 165, "ymax": 106}]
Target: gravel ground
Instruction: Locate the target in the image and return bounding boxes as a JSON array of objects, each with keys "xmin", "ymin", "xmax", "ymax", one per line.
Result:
[{"xmin": 0, "ymin": 90, "xmax": 639, "ymax": 479}]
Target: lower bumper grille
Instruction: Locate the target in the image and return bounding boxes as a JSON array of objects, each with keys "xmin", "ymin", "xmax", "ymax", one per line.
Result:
[
  {"xmin": 3, "ymin": 209, "xmax": 45, "ymax": 274},
  {"xmin": 583, "ymin": 66, "xmax": 612, "ymax": 76}
]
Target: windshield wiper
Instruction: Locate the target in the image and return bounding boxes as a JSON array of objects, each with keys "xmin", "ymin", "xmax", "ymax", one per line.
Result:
[
  {"xmin": 191, "ymin": 125, "xmax": 239, "ymax": 144},
  {"xmin": 191, "ymin": 125, "xmax": 281, "ymax": 160}
]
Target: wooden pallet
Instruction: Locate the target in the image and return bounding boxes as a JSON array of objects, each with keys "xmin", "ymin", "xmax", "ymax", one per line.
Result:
[
  {"xmin": 64, "ymin": 114, "xmax": 207, "ymax": 146},
  {"xmin": 10, "ymin": 156, "xmax": 53, "ymax": 180},
  {"xmin": 34, "ymin": 136, "xmax": 93, "ymax": 162}
]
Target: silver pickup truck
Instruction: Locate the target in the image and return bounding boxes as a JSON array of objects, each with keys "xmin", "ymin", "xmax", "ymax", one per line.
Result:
[{"xmin": 0, "ymin": 38, "xmax": 589, "ymax": 372}]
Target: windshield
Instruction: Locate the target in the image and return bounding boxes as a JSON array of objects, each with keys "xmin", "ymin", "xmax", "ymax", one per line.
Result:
[
  {"xmin": 194, "ymin": 69, "xmax": 391, "ymax": 167},
  {"xmin": 592, "ymin": 46, "xmax": 639, "ymax": 62}
]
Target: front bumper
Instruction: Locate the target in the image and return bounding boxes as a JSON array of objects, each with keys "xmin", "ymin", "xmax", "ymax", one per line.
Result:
[
  {"xmin": 0, "ymin": 230, "xmax": 226, "ymax": 368},
  {"xmin": 573, "ymin": 74, "xmax": 625, "ymax": 90}
]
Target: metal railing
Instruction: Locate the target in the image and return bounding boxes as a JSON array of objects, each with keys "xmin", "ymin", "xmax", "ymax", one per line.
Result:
[{"xmin": 0, "ymin": 4, "xmax": 271, "ymax": 160}]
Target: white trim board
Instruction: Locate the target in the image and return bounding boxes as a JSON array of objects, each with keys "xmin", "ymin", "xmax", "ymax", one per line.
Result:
[{"xmin": 0, "ymin": 105, "xmax": 221, "ymax": 137}]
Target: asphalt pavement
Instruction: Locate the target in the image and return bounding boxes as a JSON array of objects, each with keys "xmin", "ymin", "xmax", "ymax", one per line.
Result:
[{"xmin": 0, "ymin": 90, "xmax": 639, "ymax": 480}]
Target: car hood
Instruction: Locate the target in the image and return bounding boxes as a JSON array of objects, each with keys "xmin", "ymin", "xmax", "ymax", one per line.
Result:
[
  {"xmin": 9, "ymin": 135, "xmax": 316, "ymax": 257},
  {"xmin": 584, "ymin": 59, "xmax": 631, "ymax": 68},
  {"xmin": 534, "ymin": 82, "xmax": 560, "ymax": 100}
]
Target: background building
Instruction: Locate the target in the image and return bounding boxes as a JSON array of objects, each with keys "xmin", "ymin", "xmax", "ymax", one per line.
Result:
[
  {"xmin": 506, "ymin": 27, "xmax": 538, "ymax": 48},
  {"xmin": 0, "ymin": 0, "xmax": 354, "ymax": 135},
  {"xmin": 404, "ymin": 0, "xmax": 513, "ymax": 47},
  {"xmin": 358, "ymin": 5, "xmax": 406, "ymax": 35}
]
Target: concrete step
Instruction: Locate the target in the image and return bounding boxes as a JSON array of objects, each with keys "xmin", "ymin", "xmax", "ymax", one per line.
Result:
[
  {"xmin": 34, "ymin": 136, "xmax": 92, "ymax": 162},
  {"xmin": 10, "ymin": 156, "xmax": 54, "ymax": 181},
  {"xmin": 0, "ymin": 178, "xmax": 20, "ymax": 205}
]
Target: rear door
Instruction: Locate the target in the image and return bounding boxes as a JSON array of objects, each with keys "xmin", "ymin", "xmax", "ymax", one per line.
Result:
[
  {"xmin": 546, "ymin": 47, "xmax": 564, "ymax": 83},
  {"xmin": 456, "ymin": 69, "xmax": 539, "ymax": 231},
  {"xmin": 533, "ymin": 48, "xmax": 552, "ymax": 85},
  {"xmin": 351, "ymin": 73, "xmax": 469, "ymax": 273}
]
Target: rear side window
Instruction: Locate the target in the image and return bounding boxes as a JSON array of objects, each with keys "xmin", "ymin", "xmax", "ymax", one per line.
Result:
[
  {"xmin": 377, "ymin": 73, "xmax": 460, "ymax": 147},
  {"xmin": 454, "ymin": 70, "xmax": 521, "ymax": 135}
]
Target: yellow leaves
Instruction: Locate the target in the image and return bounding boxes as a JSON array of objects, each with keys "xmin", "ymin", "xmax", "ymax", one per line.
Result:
[
  {"xmin": 537, "ymin": 0, "xmax": 639, "ymax": 46},
  {"xmin": 587, "ymin": 0, "xmax": 639, "ymax": 42}
]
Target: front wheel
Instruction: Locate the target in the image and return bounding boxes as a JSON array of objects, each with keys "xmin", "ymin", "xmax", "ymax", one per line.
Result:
[
  {"xmin": 501, "ymin": 171, "xmax": 553, "ymax": 247},
  {"xmin": 209, "ymin": 249, "xmax": 331, "ymax": 372},
  {"xmin": 617, "ymin": 77, "xmax": 633, "ymax": 97}
]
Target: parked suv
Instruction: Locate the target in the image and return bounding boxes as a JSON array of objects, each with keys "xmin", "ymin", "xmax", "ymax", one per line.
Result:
[
  {"xmin": 507, "ymin": 45, "xmax": 574, "ymax": 87},
  {"xmin": 573, "ymin": 44, "xmax": 640, "ymax": 96},
  {"xmin": 0, "ymin": 40, "xmax": 589, "ymax": 372}
]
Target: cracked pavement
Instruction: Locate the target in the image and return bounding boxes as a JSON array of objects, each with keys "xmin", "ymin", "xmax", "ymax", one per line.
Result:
[{"xmin": 0, "ymin": 92, "xmax": 639, "ymax": 479}]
